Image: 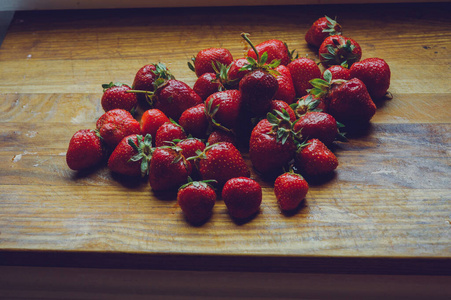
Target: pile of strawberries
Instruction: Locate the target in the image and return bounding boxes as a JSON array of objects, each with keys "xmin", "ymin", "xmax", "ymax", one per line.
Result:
[{"xmin": 66, "ymin": 16, "xmax": 391, "ymax": 224}]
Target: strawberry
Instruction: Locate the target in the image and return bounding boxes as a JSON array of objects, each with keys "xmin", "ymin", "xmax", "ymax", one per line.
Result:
[
  {"xmin": 291, "ymin": 94, "xmax": 327, "ymax": 118},
  {"xmin": 149, "ymin": 146, "xmax": 192, "ymax": 192},
  {"xmin": 196, "ymin": 142, "xmax": 250, "ymax": 187},
  {"xmin": 140, "ymin": 109, "xmax": 170, "ymax": 141},
  {"xmin": 349, "ymin": 57, "xmax": 391, "ymax": 100},
  {"xmin": 177, "ymin": 180, "xmax": 217, "ymax": 224},
  {"xmin": 309, "ymin": 71, "xmax": 376, "ymax": 124},
  {"xmin": 107, "ymin": 134, "xmax": 153, "ymax": 177},
  {"xmin": 249, "ymin": 111, "xmax": 297, "ymax": 176},
  {"xmin": 274, "ymin": 172, "xmax": 309, "ymax": 212},
  {"xmin": 66, "ymin": 129, "xmax": 104, "ymax": 170},
  {"xmin": 222, "ymin": 177, "xmax": 262, "ymax": 220},
  {"xmin": 176, "ymin": 138, "xmax": 206, "ymax": 160},
  {"xmin": 305, "ymin": 16, "xmax": 342, "ymax": 48},
  {"xmin": 239, "ymin": 33, "xmax": 280, "ymax": 117},
  {"xmin": 155, "ymin": 121, "xmax": 187, "ymax": 147},
  {"xmin": 96, "ymin": 109, "xmax": 140, "ymax": 148},
  {"xmin": 293, "ymin": 111, "xmax": 342, "ymax": 145},
  {"xmin": 287, "ymin": 57, "xmax": 322, "ymax": 97},
  {"xmin": 132, "ymin": 63, "xmax": 174, "ymax": 108},
  {"xmin": 319, "ymin": 35, "xmax": 362, "ymax": 68},
  {"xmin": 101, "ymin": 82, "xmax": 137, "ymax": 112},
  {"xmin": 227, "ymin": 58, "xmax": 250, "ymax": 86},
  {"xmin": 322, "ymin": 65, "xmax": 351, "ymax": 81},
  {"xmin": 193, "ymin": 72, "xmax": 221, "ymax": 101},
  {"xmin": 205, "ymin": 90, "xmax": 242, "ymax": 132},
  {"xmin": 207, "ymin": 129, "xmax": 236, "ymax": 146},
  {"xmin": 178, "ymin": 103, "xmax": 209, "ymax": 139},
  {"xmin": 295, "ymin": 139, "xmax": 338, "ymax": 177},
  {"xmin": 269, "ymin": 100, "xmax": 296, "ymax": 122},
  {"xmin": 273, "ymin": 65, "xmax": 296, "ymax": 104},
  {"xmin": 188, "ymin": 47, "xmax": 234, "ymax": 78},
  {"xmin": 247, "ymin": 38, "xmax": 291, "ymax": 66}
]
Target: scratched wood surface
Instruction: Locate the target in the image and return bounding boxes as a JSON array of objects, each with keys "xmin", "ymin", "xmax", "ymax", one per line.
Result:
[{"xmin": 0, "ymin": 3, "xmax": 450, "ymax": 274}]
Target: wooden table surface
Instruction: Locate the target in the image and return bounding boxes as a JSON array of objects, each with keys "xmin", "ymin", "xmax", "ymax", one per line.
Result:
[{"xmin": 0, "ymin": 2, "xmax": 450, "ymax": 275}]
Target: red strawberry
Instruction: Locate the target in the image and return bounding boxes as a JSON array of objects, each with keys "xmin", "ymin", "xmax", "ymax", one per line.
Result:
[
  {"xmin": 249, "ymin": 112, "xmax": 297, "ymax": 175},
  {"xmin": 319, "ymin": 35, "xmax": 362, "ymax": 68},
  {"xmin": 350, "ymin": 57, "xmax": 391, "ymax": 100},
  {"xmin": 177, "ymin": 180, "xmax": 217, "ymax": 224},
  {"xmin": 189, "ymin": 47, "xmax": 234, "ymax": 78},
  {"xmin": 101, "ymin": 82, "xmax": 137, "ymax": 112},
  {"xmin": 247, "ymin": 39, "xmax": 291, "ymax": 66},
  {"xmin": 149, "ymin": 147, "xmax": 192, "ymax": 192},
  {"xmin": 207, "ymin": 129, "xmax": 236, "ymax": 146},
  {"xmin": 193, "ymin": 72, "xmax": 221, "ymax": 101},
  {"xmin": 227, "ymin": 58, "xmax": 250, "ymax": 85},
  {"xmin": 132, "ymin": 63, "xmax": 174, "ymax": 108},
  {"xmin": 222, "ymin": 177, "xmax": 262, "ymax": 220},
  {"xmin": 155, "ymin": 121, "xmax": 187, "ymax": 147},
  {"xmin": 287, "ymin": 57, "xmax": 321, "ymax": 97},
  {"xmin": 322, "ymin": 65, "xmax": 351, "ymax": 80},
  {"xmin": 96, "ymin": 109, "xmax": 140, "ymax": 148},
  {"xmin": 178, "ymin": 103, "xmax": 209, "ymax": 139},
  {"xmin": 293, "ymin": 111, "xmax": 340, "ymax": 145},
  {"xmin": 205, "ymin": 90, "xmax": 242, "ymax": 131},
  {"xmin": 295, "ymin": 138, "xmax": 338, "ymax": 176},
  {"xmin": 305, "ymin": 16, "xmax": 342, "ymax": 48},
  {"xmin": 273, "ymin": 65, "xmax": 296, "ymax": 104},
  {"xmin": 108, "ymin": 134, "xmax": 153, "ymax": 177},
  {"xmin": 292, "ymin": 94, "xmax": 327, "ymax": 118},
  {"xmin": 197, "ymin": 142, "xmax": 250, "ymax": 187},
  {"xmin": 274, "ymin": 172, "xmax": 309, "ymax": 212},
  {"xmin": 140, "ymin": 109, "xmax": 170, "ymax": 140},
  {"xmin": 269, "ymin": 100, "xmax": 296, "ymax": 122},
  {"xmin": 176, "ymin": 138, "xmax": 206, "ymax": 160},
  {"xmin": 66, "ymin": 129, "xmax": 104, "ymax": 170}
]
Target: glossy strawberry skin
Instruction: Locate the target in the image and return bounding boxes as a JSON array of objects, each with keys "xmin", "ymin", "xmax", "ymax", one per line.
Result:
[
  {"xmin": 96, "ymin": 109, "xmax": 140, "ymax": 148},
  {"xmin": 239, "ymin": 70, "xmax": 278, "ymax": 116},
  {"xmin": 207, "ymin": 130, "xmax": 236, "ymax": 146},
  {"xmin": 227, "ymin": 58, "xmax": 250, "ymax": 85},
  {"xmin": 319, "ymin": 35, "xmax": 362, "ymax": 68},
  {"xmin": 269, "ymin": 100, "xmax": 296, "ymax": 122},
  {"xmin": 193, "ymin": 72, "xmax": 221, "ymax": 101},
  {"xmin": 323, "ymin": 65, "xmax": 351, "ymax": 80},
  {"xmin": 294, "ymin": 94, "xmax": 328, "ymax": 116},
  {"xmin": 295, "ymin": 138, "xmax": 338, "ymax": 176},
  {"xmin": 293, "ymin": 112, "xmax": 338, "ymax": 145},
  {"xmin": 274, "ymin": 172, "xmax": 309, "ymax": 211},
  {"xmin": 154, "ymin": 79, "xmax": 202, "ymax": 121},
  {"xmin": 273, "ymin": 65, "xmax": 296, "ymax": 104},
  {"xmin": 198, "ymin": 142, "xmax": 250, "ymax": 187},
  {"xmin": 140, "ymin": 109, "xmax": 170, "ymax": 140},
  {"xmin": 222, "ymin": 177, "xmax": 262, "ymax": 220},
  {"xmin": 193, "ymin": 48, "xmax": 234, "ymax": 77},
  {"xmin": 249, "ymin": 119, "xmax": 296, "ymax": 175},
  {"xmin": 177, "ymin": 182, "xmax": 216, "ymax": 224},
  {"xmin": 107, "ymin": 134, "xmax": 143, "ymax": 176},
  {"xmin": 178, "ymin": 103, "xmax": 209, "ymax": 139},
  {"xmin": 132, "ymin": 64, "xmax": 158, "ymax": 107},
  {"xmin": 305, "ymin": 17, "xmax": 342, "ymax": 48},
  {"xmin": 66, "ymin": 129, "xmax": 104, "ymax": 170},
  {"xmin": 205, "ymin": 90, "xmax": 242, "ymax": 130},
  {"xmin": 176, "ymin": 138, "xmax": 206, "ymax": 160},
  {"xmin": 101, "ymin": 84, "xmax": 137, "ymax": 112},
  {"xmin": 350, "ymin": 58, "xmax": 391, "ymax": 100},
  {"xmin": 327, "ymin": 78, "xmax": 376, "ymax": 123},
  {"xmin": 247, "ymin": 39, "xmax": 291, "ymax": 66},
  {"xmin": 155, "ymin": 122, "xmax": 187, "ymax": 147},
  {"xmin": 287, "ymin": 58, "xmax": 322, "ymax": 97},
  {"xmin": 149, "ymin": 147, "xmax": 192, "ymax": 192}
]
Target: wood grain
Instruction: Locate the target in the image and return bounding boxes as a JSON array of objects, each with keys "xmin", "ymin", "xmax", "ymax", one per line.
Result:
[{"xmin": 0, "ymin": 2, "xmax": 450, "ymax": 275}]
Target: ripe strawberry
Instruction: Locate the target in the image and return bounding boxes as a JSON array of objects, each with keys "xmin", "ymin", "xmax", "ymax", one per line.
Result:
[
  {"xmin": 178, "ymin": 103, "xmax": 209, "ymax": 139},
  {"xmin": 222, "ymin": 177, "xmax": 262, "ymax": 220},
  {"xmin": 155, "ymin": 121, "xmax": 187, "ymax": 147},
  {"xmin": 177, "ymin": 180, "xmax": 217, "ymax": 224},
  {"xmin": 291, "ymin": 94, "xmax": 327, "ymax": 118},
  {"xmin": 319, "ymin": 35, "xmax": 362, "ymax": 68},
  {"xmin": 305, "ymin": 16, "xmax": 342, "ymax": 48},
  {"xmin": 322, "ymin": 65, "xmax": 351, "ymax": 80},
  {"xmin": 274, "ymin": 172, "xmax": 309, "ymax": 212},
  {"xmin": 205, "ymin": 90, "xmax": 242, "ymax": 131},
  {"xmin": 227, "ymin": 58, "xmax": 250, "ymax": 86},
  {"xmin": 193, "ymin": 72, "xmax": 221, "ymax": 101},
  {"xmin": 176, "ymin": 138, "xmax": 206, "ymax": 160},
  {"xmin": 196, "ymin": 142, "xmax": 250, "ymax": 187},
  {"xmin": 108, "ymin": 134, "xmax": 153, "ymax": 177},
  {"xmin": 295, "ymin": 139, "xmax": 338, "ymax": 176},
  {"xmin": 96, "ymin": 109, "xmax": 140, "ymax": 148},
  {"xmin": 66, "ymin": 129, "xmax": 104, "ymax": 170},
  {"xmin": 349, "ymin": 57, "xmax": 391, "ymax": 100},
  {"xmin": 273, "ymin": 65, "xmax": 296, "ymax": 104},
  {"xmin": 247, "ymin": 38, "xmax": 291, "ymax": 66},
  {"xmin": 287, "ymin": 57, "xmax": 321, "ymax": 97},
  {"xmin": 140, "ymin": 109, "xmax": 170, "ymax": 140},
  {"xmin": 207, "ymin": 129, "xmax": 236, "ymax": 146},
  {"xmin": 188, "ymin": 47, "xmax": 234, "ymax": 77},
  {"xmin": 149, "ymin": 146, "xmax": 192, "ymax": 192},
  {"xmin": 132, "ymin": 63, "xmax": 174, "ymax": 108},
  {"xmin": 293, "ymin": 111, "xmax": 341, "ymax": 145},
  {"xmin": 249, "ymin": 111, "xmax": 297, "ymax": 176},
  {"xmin": 101, "ymin": 82, "xmax": 137, "ymax": 112},
  {"xmin": 269, "ymin": 100, "xmax": 296, "ymax": 122}
]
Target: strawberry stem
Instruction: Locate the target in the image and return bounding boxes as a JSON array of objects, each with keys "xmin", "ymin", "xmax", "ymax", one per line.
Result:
[{"xmin": 241, "ymin": 32, "xmax": 260, "ymax": 63}]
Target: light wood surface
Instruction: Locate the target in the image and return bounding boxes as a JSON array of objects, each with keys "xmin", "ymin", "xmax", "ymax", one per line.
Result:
[{"xmin": 0, "ymin": 2, "xmax": 450, "ymax": 275}]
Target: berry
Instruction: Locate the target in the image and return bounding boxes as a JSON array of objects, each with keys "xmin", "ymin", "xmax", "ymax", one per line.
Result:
[
  {"xmin": 155, "ymin": 121, "xmax": 187, "ymax": 147},
  {"xmin": 295, "ymin": 138, "xmax": 338, "ymax": 176},
  {"xmin": 66, "ymin": 129, "xmax": 104, "ymax": 170},
  {"xmin": 305, "ymin": 16, "xmax": 342, "ymax": 48},
  {"xmin": 222, "ymin": 177, "xmax": 262, "ymax": 220},
  {"xmin": 96, "ymin": 109, "xmax": 140, "ymax": 148},
  {"xmin": 350, "ymin": 57, "xmax": 391, "ymax": 100},
  {"xmin": 189, "ymin": 47, "xmax": 234, "ymax": 77},
  {"xmin": 101, "ymin": 82, "xmax": 137, "ymax": 112},
  {"xmin": 140, "ymin": 109, "xmax": 170, "ymax": 140},
  {"xmin": 247, "ymin": 39, "xmax": 291, "ymax": 66},
  {"xmin": 319, "ymin": 35, "xmax": 362, "ymax": 68},
  {"xmin": 274, "ymin": 172, "xmax": 309, "ymax": 211},
  {"xmin": 178, "ymin": 103, "xmax": 209, "ymax": 139},
  {"xmin": 177, "ymin": 180, "xmax": 216, "ymax": 224},
  {"xmin": 287, "ymin": 57, "xmax": 322, "ymax": 97}
]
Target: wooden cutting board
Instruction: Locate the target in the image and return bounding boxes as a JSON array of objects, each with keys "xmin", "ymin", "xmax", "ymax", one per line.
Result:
[{"xmin": 1, "ymin": 3, "xmax": 450, "ymax": 275}]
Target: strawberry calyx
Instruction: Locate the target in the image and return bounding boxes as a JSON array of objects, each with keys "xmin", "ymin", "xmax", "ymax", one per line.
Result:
[
  {"xmin": 321, "ymin": 37, "xmax": 358, "ymax": 68},
  {"xmin": 102, "ymin": 82, "xmax": 131, "ymax": 92},
  {"xmin": 211, "ymin": 61, "xmax": 240, "ymax": 90},
  {"xmin": 267, "ymin": 109, "xmax": 296, "ymax": 145},
  {"xmin": 308, "ymin": 69, "xmax": 346, "ymax": 99},
  {"xmin": 178, "ymin": 177, "xmax": 217, "ymax": 191},
  {"xmin": 290, "ymin": 94, "xmax": 323, "ymax": 118},
  {"xmin": 151, "ymin": 62, "xmax": 175, "ymax": 81},
  {"xmin": 128, "ymin": 134, "xmax": 154, "ymax": 177},
  {"xmin": 239, "ymin": 33, "xmax": 281, "ymax": 76},
  {"xmin": 204, "ymin": 97, "xmax": 234, "ymax": 134},
  {"xmin": 322, "ymin": 16, "xmax": 342, "ymax": 36}
]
